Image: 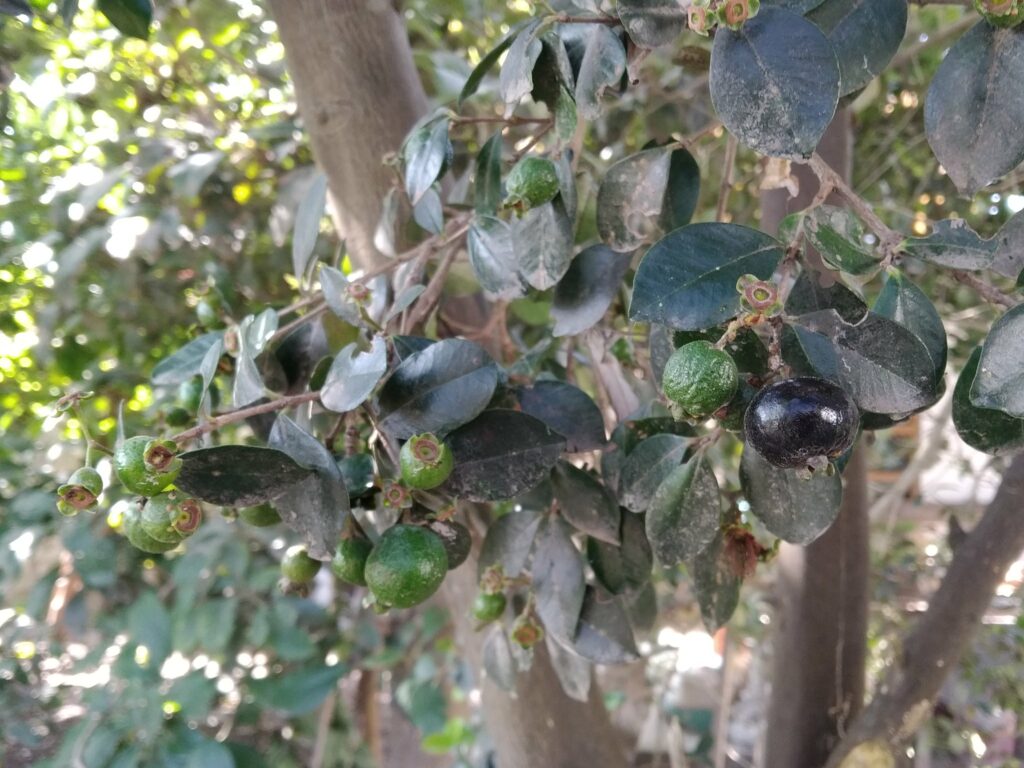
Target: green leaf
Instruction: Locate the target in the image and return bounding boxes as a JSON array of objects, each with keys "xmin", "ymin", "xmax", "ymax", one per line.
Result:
[
  {"xmin": 97, "ymin": 0, "xmax": 152, "ymax": 39},
  {"xmin": 499, "ymin": 19, "xmax": 544, "ymax": 111},
  {"xmin": 806, "ymin": 0, "xmax": 906, "ymax": 96},
  {"xmin": 516, "ymin": 380, "xmax": 606, "ymax": 452},
  {"xmin": 925, "ymin": 21, "xmax": 1024, "ymax": 195},
  {"xmin": 185, "ymin": 741, "xmax": 235, "ymax": 768},
  {"xmin": 404, "ymin": 116, "xmax": 451, "ymax": 205},
  {"xmin": 232, "ymin": 315, "xmax": 267, "ymax": 407},
  {"xmin": 619, "ymin": 434, "xmax": 688, "ymax": 512},
  {"xmin": 902, "ymin": 218, "xmax": 997, "ymax": 271},
  {"xmin": 249, "ymin": 664, "xmax": 345, "ymax": 716},
  {"xmin": 444, "ymin": 410, "xmax": 566, "ymax": 501},
  {"xmin": 617, "ymin": 0, "xmax": 688, "ymax": 48},
  {"xmin": 468, "ymin": 215, "xmax": 525, "ymax": 300},
  {"xmin": 166, "ymin": 673, "xmax": 217, "ymax": 722},
  {"xmin": 574, "ymin": 25, "xmax": 626, "ymax": 120},
  {"xmin": 337, "ymin": 453, "xmax": 375, "ymax": 499},
  {"xmin": 993, "ymin": 210, "xmax": 1024, "ymax": 279},
  {"xmin": 513, "ymin": 197, "xmax": 574, "ymax": 290},
  {"xmin": 383, "ymin": 285, "xmax": 426, "ymax": 325},
  {"xmin": 412, "ymin": 188, "xmax": 444, "ymax": 234},
  {"xmin": 710, "ymin": 8, "xmax": 839, "ymax": 158},
  {"xmin": 373, "ymin": 187, "xmax": 401, "ymax": 258},
  {"xmin": 551, "ymin": 244, "xmax": 631, "ymax": 337},
  {"xmin": 971, "ymin": 304, "xmax": 1024, "ymax": 418},
  {"xmin": 396, "ymin": 678, "xmax": 447, "ymax": 735},
  {"xmin": 596, "ymin": 146, "xmax": 700, "ymax": 252},
  {"xmin": 762, "ymin": 0, "xmax": 826, "ymax": 11},
  {"xmin": 176, "ymin": 446, "xmax": 313, "ymax": 507},
  {"xmin": 474, "ymin": 132, "xmax": 504, "ymax": 215},
  {"xmin": 0, "ymin": 0, "xmax": 32, "ymax": 16},
  {"xmin": 646, "ymin": 456, "xmax": 721, "ymax": 567},
  {"xmin": 482, "ymin": 626, "xmax": 517, "ymax": 691},
  {"xmin": 954, "ymin": 346, "xmax": 1024, "ymax": 456},
  {"xmin": 152, "ymin": 332, "xmax": 224, "ymax": 386},
  {"xmin": 551, "ymin": 461, "xmax": 620, "ymax": 544},
  {"xmin": 630, "ymin": 223, "xmax": 783, "ymax": 330},
  {"xmin": 785, "ymin": 270, "xmax": 867, "ymax": 323},
  {"xmin": 377, "ymin": 338, "xmax": 499, "ymax": 439},
  {"xmin": 587, "ymin": 512, "xmax": 653, "ymax": 595},
  {"xmin": 479, "ymin": 509, "xmax": 542, "ymax": 577},
  {"xmin": 689, "ymin": 528, "xmax": 741, "ymax": 632},
  {"xmin": 740, "ymin": 445, "xmax": 843, "ymax": 544},
  {"xmin": 61, "ymin": 0, "xmax": 79, "ymax": 24},
  {"xmin": 571, "ymin": 588, "xmax": 639, "ymax": 663},
  {"xmin": 460, "ymin": 25, "xmax": 522, "ymax": 106},
  {"xmin": 532, "ymin": 517, "xmax": 585, "ymax": 644},
  {"xmin": 291, "ymin": 173, "xmax": 327, "ymax": 280},
  {"xmin": 873, "ymin": 269, "xmax": 947, "ymax": 385},
  {"xmin": 268, "ymin": 416, "xmax": 348, "ymax": 560},
  {"xmin": 803, "ymin": 205, "xmax": 881, "ymax": 275},
  {"xmin": 546, "ymin": 634, "xmax": 592, "ymax": 702},
  {"xmin": 128, "ymin": 592, "xmax": 171, "ymax": 666},
  {"xmin": 319, "ymin": 265, "xmax": 362, "ymax": 326},
  {"xmin": 320, "ymin": 336, "xmax": 387, "ymax": 413}
]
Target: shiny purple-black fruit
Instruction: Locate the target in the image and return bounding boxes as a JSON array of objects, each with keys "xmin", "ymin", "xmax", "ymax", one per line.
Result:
[{"xmin": 744, "ymin": 377, "xmax": 859, "ymax": 469}]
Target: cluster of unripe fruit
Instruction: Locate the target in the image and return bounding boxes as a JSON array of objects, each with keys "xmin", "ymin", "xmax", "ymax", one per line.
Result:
[{"xmin": 687, "ymin": 0, "xmax": 760, "ymax": 35}]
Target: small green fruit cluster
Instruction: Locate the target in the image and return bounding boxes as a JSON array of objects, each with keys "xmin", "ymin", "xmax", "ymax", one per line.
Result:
[
  {"xmin": 662, "ymin": 340, "xmax": 739, "ymax": 420},
  {"xmin": 688, "ymin": 0, "xmax": 760, "ymax": 34},
  {"xmin": 114, "ymin": 436, "xmax": 183, "ymax": 496},
  {"xmin": 123, "ymin": 491, "xmax": 202, "ymax": 554}
]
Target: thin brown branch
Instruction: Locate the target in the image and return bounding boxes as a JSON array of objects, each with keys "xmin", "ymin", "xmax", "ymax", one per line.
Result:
[
  {"xmin": 171, "ymin": 390, "xmax": 321, "ymax": 445},
  {"xmin": 451, "ymin": 115, "xmax": 550, "ymax": 126},
  {"xmin": 952, "ymin": 269, "xmax": 1018, "ymax": 309},
  {"xmin": 270, "ymin": 303, "xmax": 329, "ymax": 345},
  {"xmin": 716, "ymin": 134, "xmax": 739, "ymax": 222},
  {"xmin": 890, "ymin": 15, "xmax": 976, "ymax": 70},
  {"xmin": 403, "ymin": 244, "xmax": 460, "ymax": 331},
  {"xmin": 805, "ymin": 153, "xmax": 902, "ymax": 247},
  {"xmin": 550, "ymin": 12, "xmax": 621, "ymax": 24}
]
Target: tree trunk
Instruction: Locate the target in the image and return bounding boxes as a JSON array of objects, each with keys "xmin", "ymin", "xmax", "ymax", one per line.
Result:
[
  {"xmin": 760, "ymin": 110, "xmax": 872, "ymax": 768},
  {"xmin": 269, "ymin": 5, "xmax": 627, "ymax": 766}
]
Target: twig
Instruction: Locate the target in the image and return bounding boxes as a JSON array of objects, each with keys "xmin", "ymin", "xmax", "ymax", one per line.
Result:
[
  {"xmin": 550, "ymin": 12, "xmax": 621, "ymax": 24},
  {"xmin": 404, "ymin": 245, "xmax": 460, "ymax": 331},
  {"xmin": 512, "ymin": 118, "xmax": 555, "ymax": 160},
  {"xmin": 269, "ymin": 303, "xmax": 329, "ymax": 345},
  {"xmin": 171, "ymin": 390, "xmax": 321, "ymax": 445},
  {"xmin": 952, "ymin": 270, "xmax": 1018, "ymax": 309},
  {"xmin": 889, "ymin": 15, "xmax": 976, "ymax": 70},
  {"xmin": 804, "ymin": 154, "xmax": 901, "ymax": 246},
  {"xmin": 451, "ymin": 115, "xmax": 549, "ymax": 126},
  {"xmin": 276, "ymin": 294, "xmax": 322, "ymax": 319},
  {"xmin": 310, "ymin": 688, "xmax": 337, "ymax": 768},
  {"xmin": 716, "ymin": 135, "xmax": 739, "ymax": 222}
]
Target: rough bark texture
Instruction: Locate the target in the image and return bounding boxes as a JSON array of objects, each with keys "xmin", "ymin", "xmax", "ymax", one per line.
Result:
[
  {"xmin": 824, "ymin": 453, "xmax": 1024, "ymax": 768},
  {"xmin": 761, "ymin": 111, "xmax": 872, "ymax": 768},
  {"xmin": 268, "ymin": 0, "xmax": 428, "ymax": 271},
  {"xmin": 268, "ymin": 7, "xmax": 626, "ymax": 767}
]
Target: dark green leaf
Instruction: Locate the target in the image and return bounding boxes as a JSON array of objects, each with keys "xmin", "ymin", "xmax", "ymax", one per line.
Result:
[
  {"xmin": 617, "ymin": 0, "xmax": 687, "ymax": 48},
  {"xmin": 392, "ymin": 335, "xmax": 434, "ymax": 360},
  {"xmin": 925, "ymin": 21, "xmax": 1024, "ymax": 195},
  {"xmin": 954, "ymin": 347, "xmax": 1024, "ymax": 455},
  {"xmin": 532, "ymin": 518, "xmax": 585, "ymax": 644},
  {"xmin": 571, "ymin": 588, "xmax": 639, "ymax": 663},
  {"xmin": 233, "ymin": 317, "xmax": 266, "ymax": 408},
  {"xmin": 185, "ymin": 741, "xmax": 234, "ymax": 768},
  {"xmin": 479, "ymin": 509, "xmax": 543, "ymax": 577},
  {"xmin": 337, "ymin": 453, "xmax": 375, "ymax": 499},
  {"xmin": 710, "ymin": 8, "xmax": 839, "ymax": 158},
  {"xmin": 0, "ymin": 0, "xmax": 31, "ymax": 16},
  {"xmin": 532, "ymin": 31, "xmax": 575, "ymax": 110},
  {"xmin": 268, "ymin": 416, "xmax": 348, "ymax": 560},
  {"xmin": 873, "ymin": 269, "xmax": 947, "ymax": 385},
  {"xmin": 396, "ymin": 679, "xmax": 447, "ymax": 735},
  {"xmin": 574, "ymin": 25, "xmax": 626, "ymax": 119},
  {"xmin": 319, "ymin": 265, "xmax": 362, "ymax": 326},
  {"xmin": 97, "ymin": 0, "xmax": 152, "ymax": 39},
  {"xmin": 468, "ymin": 215, "xmax": 525, "ymax": 300},
  {"xmin": 320, "ymin": 336, "xmax": 388, "ymax": 413},
  {"xmin": 482, "ymin": 626, "xmax": 517, "ymax": 691},
  {"xmin": 993, "ymin": 210, "xmax": 1024, "ymax": 279},
  {"xmin": 474, "ymin": 132, "xmax": 504, "ymax": 215},
  {"xmin": 152, "ymin": 332, "xmax": 224, "ymax": 386},
  {"xmin": 762, "ymin": 0, "xmax": 826, "ymax": 11},
  {"xmin": 689, "ymin": 528, "xmax": 741, "ymax": 632},
  {"xmin": 587, "ymin": 512, "xmax": 653, "ymax": 595},
  {"xmin": 619, "ymin": 434, "xmax": 688, "ymax": 512},
  {"xmin": 517, "ymin": 380, "xmax": 606, "ymax": 452},
  {"xmin": 630, "ymin": 223, "xmax": 783, "ymax": 330},
  {"xmin": 176, "ymin": 446, "xmax": 313, "ymax": 507},
  {"xmin": 460, "ymin": 25, "xmax": 522, "ymax": 106},
  {"xmin": 61, "ymin": 0, "xmax": 79, "ymax": 25},
  {"xmin": 499, "ymin": 19, "xmax": 544, "ymax": 110},
  {"xmin": 546, "ymin": 634, "xmax": 591, "ymax": 702},
  {"xmin": 249, "ymin": 664, "xmax": 345, "ymax": 716},
  {"xmin": 377, "ymin": 338, "xmax": 499, "ymax": 439},
  {"xmin": 128, "ymin": 592, "xmax": 171, "ymax": 665},
  {"xmin": 785, "ymin": 270, "xmax": 867, "ymax": 323},
  {"xmin": 513, "ymin": 197, "xmax": 575, "ymax": 290},
  {"xmin": 803, "ymin": 205, "xmax": 881, "ymax": 275},
  {"xmin": 664, "ymin": 146, "xmax": 701, "ymax": 231},
  {"xmin": 551, "ymin": 244, "xmax": 631, "ymax": 337},
  {"xmin": 740, "ymin": 445, "xmax": 843, "ymax": 544},
  {"xmin": 902, "ymin": 218, "xmax": 997, "ymax": 271},
  {"xmin": 292, "ymin": 173, "xmax": 327, "ymax": 280},
  {"xmin": 413, "ymin": 187, "xmax": 444, "ymax": 234},
  {"xmin": 806, "ymin": 0, "xmax": 906, "ymax": 96},
  {"xmin": 373, "ymin": 187, "xmax": 400, "ymax": 258},
  {"xmin": 646, "ymin": 456, "xmax": 720, "ymax": 567},
  {"xmin": 404, "ymin": 116, "xmax": 451, "ymax": 205},
  {"xmin": 551, "ymin": 461, "xmax": 620, "ymax": 544},
  {"xmin": 971, "ymin": 304, "xmax": 1024, "ymax": 418},
  {"xmin": 166, "ymin": 673, "xmax": 217, "ymax": 722}
]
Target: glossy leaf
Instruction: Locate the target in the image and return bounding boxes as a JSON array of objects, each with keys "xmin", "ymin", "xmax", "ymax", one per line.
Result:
[
  {"xmin": 740, "ymin": 445, "xmax": 843, "ymax": 544},
  {"xmin": 617, "ymin": 0, "xmax": 687, "ymax": 48},
  {"xmin": 551, "ymin": 461, "xmax": 620, "ymax": 544},
  {"xmin": 319, "ymin": 265, "xmax": 363, "ymax": 326},
  {"xmin": 468, "ymin": 215, "xmax": 525, "ymax": 300},
  {"xmin": 152, "ymin": 332, "xmax": 224, "ymax": 386},
  {"xmin": 785, "ymin": 270, "xmax": 867, "ymax": 323},
  {"xmin": 482, "ymin": 626, "xmax": 517, "ymax": 691},
  {"xmin": 551, "ymin": 245, "xmax": 632, "ymax": 337},
  {"xmin": 971, "ymin": 304, "xmax": 1024, "ymax": 418},
  {"xmin": 630, "ymin": 223, "xmax": 783, "ymax": 330},
  {"xmin": 499, "ymin": 19, "xmax": 544, "ymax": 111},
  {"xmin": 268, "ymin": 415, "xmax": 348, "ymax": 561},
  {"xmin": 619, "ymin": 434, "xmax": 688, "ymax": 512},
  {"xmin": 460, "ymin": 25, "xmax": 521, "ymax": 106},
  {"xmin": 176, "ymin": 446, "xmax": 313, "ymax": 507},
  {"xmin": 803, "ymin": 205, "xmax": 881, "ymax": 276},
  {"xmin": 516, "ymin": 380, "xmax": 606, "ymax": 452},
  {"xmin": 993, "ymin": 210, "xmax": 1024, "ymax": 279},
  {"xmin": 925, "ymin": 21, "xmax": 1024, "ymax": 195},
  {"xmin": 291, "ymin": 173, "xmax": 327, "ymax": 280},
  {"xmin": 444, "ymin": 410, "xmax": 566, "ymax": 501},
  {"xmin": 571, "ymin": 588, "xmax": 639, "ymax": 663},
  {"xmin": 474, "ymin": 132, "xmax": 504, "ymax": 215},
  {"xmin": 513, "ymin": 197, "xmax": 575, "ymax": 290},
  {"xmin": 546, "ymin": 634, "xmax": 592, "ymax": 702},
  {"xmin": 690, "ymin": 528, "xmax": 741, "ymax": 632},
  {"xmin": 710, "ymin": 8, "xmax": 840, "ymax": 158},
  {"xmin": 806, "ymin": 0, "xmax": 906, "ymax": 96},
  {"xmin": 413, "ymin": 187, "xmax": 444, "ymax": 234},
  {"xmin": 404, "ymin": 116, "xmax": 451, "ymax": 205},
  {"xmin": 97, "ymin": 0, "xmax": 151, "ymax": 39},
  {"xmin": 373, "ymin": 187, "xmax": 400, "ymax": 258},
  {"xmin": 320, "ymin": 336, "xmax": 388, "ymax": 413},
  {"xmin": 954, "ymin": 347, "xmax": 1024, "ymax": 456},
  {"xmin": 479, "ymin": 509, "xmax": 543, "ymax": 577},
  {"xmin": 532, "ymin": 517, "xmax": 585, "ymax": 644},
  {"xmin": 383, "ymin": 285, "xmax": 426, "ymax": 325},
  {"xmin": 587, "ymin": 512, "xmax": 653, "ymax": 595},
  {"xmin": 377, "ymin": 338, "xmax": 499, "ymax": 439},
  {"xmin": 249, "ymin": 664, "xmax": 345, "ymax": 716},
  {"xmin": 233, "ymin": 315, "xmax": 267, "ymax": 407},
  {"xmin": 902, "ymin": 218, "xmax": 997, "ymax": 271},
  {"xmin": 873, "ymin": 269, "xmax": 947, "ymax": 385},
  {"xmin": 574, "ymin": 25, "xmax": 626, "ymax": 120},
  {"xmin": 337, "ymin": 453, "xmax": 375, "ymax": 499},
  {"xmin": 646, "ymin": 456, "xmax": 720, "ymax": 567}
]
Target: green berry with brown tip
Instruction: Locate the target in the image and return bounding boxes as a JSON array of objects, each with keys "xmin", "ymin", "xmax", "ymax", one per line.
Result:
[
  {"xmin": 114, "ymin": 436, "xmax": 182, "ymax": 496},
  {"xmin": 57, "ymin": 466, "xmax": 103, "ymax": 516},
  {"xmin": 399, "ymin": 433, "xmax": 454, "ymax": 490}
]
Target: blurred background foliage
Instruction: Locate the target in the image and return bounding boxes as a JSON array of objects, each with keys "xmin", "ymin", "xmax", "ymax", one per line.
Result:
[{"xmin": 0, "ymin": 1, "xmax": 1021, "ymax": 766}]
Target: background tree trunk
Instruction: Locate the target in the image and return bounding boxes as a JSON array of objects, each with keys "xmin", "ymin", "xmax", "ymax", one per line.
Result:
[
  {"xmin": 760, "ymin": 111, "xmax": 871, "ymax": 768},
  {"xmin": 269, "ymin": 5, "xmax": 627, "ymax": 766}
]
